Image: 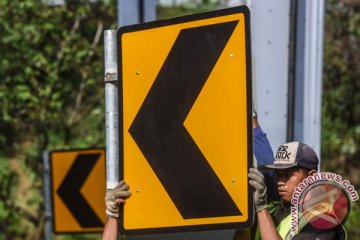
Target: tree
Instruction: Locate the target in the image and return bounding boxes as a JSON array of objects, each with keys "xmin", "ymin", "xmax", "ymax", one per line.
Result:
[
  {"xmin": 0, "ymin": 0, "xmax": 116, "ymax": 238},
  {"xmin": 322, "ymin": 0, "xmax": 360, "ymax": 188},
  {"xmin": 322, "ymin": 1, "xmax": 360, "ymax": 237}
]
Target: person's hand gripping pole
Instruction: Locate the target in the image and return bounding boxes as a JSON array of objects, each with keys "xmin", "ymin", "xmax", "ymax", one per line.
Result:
[{"xmin": 105, "ymin": 180, "xmax": 131, "ymax": 218}]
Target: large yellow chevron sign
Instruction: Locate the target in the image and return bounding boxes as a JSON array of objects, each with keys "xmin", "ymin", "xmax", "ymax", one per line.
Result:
[{"xmin": 119, "ymin": 6, "xmax": 253, "ymax": 234}]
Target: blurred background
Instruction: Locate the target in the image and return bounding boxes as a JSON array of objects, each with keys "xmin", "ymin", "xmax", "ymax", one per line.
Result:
[{"xmin": 0, "ymin": 0, "xmax": 359, "ymax": 239}]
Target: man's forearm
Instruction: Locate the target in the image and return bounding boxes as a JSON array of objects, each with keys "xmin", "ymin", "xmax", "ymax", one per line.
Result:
[
  {"xmin": 102, "ymin": 216, "xmax": 118, "ymax": 240},
  {"xmin": 257, "ymin": 209, "xmax": 282, "ymax": 240}
]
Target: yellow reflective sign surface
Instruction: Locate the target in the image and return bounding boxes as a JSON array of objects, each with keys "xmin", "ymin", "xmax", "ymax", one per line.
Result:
[{"xmin": 119, "ymin": 6, "xmax": 252, "ymax": 234}]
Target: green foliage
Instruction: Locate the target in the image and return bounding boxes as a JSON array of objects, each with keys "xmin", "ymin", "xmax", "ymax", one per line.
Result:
[
  {"xmin": 0, "ymin": 0, "xmax": 116, "ymax": 145},
  {"xmin": 0, "ymin": 0, "xmax": 116, "ymax": 164},
  {"xmin": 322, "ymin": 1, "xmax": 360, "ymax": 235},
  {"xmin": 157, "ymin": 0, "xmax": 220, "ymax": 19},
  {"xmin": 321, "ymin": 0, "xmax": 360, "ymax": 189},
  {"xmin": 53, "ymin": 233, "xmax": 102, "ymax": 240},
  {"xmin": 0, "ymin": 0, "xmax": 116, "ymax": 238},
  {"xmin": 0, "ymin": 156, "xmax": 22, "ymax": 238},
  {"xmin": 345, "ymin": 198, "xmax": 360, "ymax": 238}
]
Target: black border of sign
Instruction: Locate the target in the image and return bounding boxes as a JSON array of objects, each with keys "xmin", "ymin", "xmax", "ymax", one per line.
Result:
[
  {"xmin": 118, "ymin": 5, "xmax": 253, "ymax": 235},
  {"xmin": 48, "ymin": 148, "xmax": 106, "ymax": 234}
]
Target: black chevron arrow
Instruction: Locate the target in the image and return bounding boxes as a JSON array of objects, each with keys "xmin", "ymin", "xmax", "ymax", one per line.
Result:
[
  {"xmin": 57, "ymin": 153, "xmax": 103, "ymax": 227},
  {"xmin": 129, "ymin": 21, "xmax": 241, "ymax": 219}
]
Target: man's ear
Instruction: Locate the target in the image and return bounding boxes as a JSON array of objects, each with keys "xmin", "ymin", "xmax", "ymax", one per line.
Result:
[{"xmin": 309, "ymin": 169, "xmax": 317, "ymax": 176}]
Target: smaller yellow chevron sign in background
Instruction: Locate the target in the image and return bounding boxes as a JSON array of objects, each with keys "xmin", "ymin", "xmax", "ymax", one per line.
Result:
[
  {"xmin": 119, "ymin": 6, "xmax": 253, "ymax": 235},
  {"xmin": 50, "ymin": 149, "xmax": 106, "ymax": 233}
]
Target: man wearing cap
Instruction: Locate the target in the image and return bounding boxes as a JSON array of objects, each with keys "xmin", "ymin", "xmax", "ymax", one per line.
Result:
[{"xmin": 246, "ymin": 142, "xmax": 346, "ymax": 240}]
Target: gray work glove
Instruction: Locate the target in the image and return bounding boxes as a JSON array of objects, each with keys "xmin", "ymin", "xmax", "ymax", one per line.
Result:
[
  {"xmin": 248, "ymin": 168, "xmax": 267, "ymax": 212},
  {"xmin": 105, "ymin": 180, "xmax": 131, "ymax": 218}
]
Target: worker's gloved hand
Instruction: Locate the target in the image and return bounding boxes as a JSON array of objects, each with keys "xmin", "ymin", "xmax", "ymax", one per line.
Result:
[
  {"xmin": 105, "ymin": 180, "xmax": 131, "ymax": 218},
  {"xmin": 248, "ymin": 168, "xmax": 267, "ymax": 212}
]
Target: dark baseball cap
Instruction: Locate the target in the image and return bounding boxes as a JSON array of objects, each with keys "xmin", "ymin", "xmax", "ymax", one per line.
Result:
[{"xmin": 265, "ymin": 142, "xmax": 319, "ymax": 170}]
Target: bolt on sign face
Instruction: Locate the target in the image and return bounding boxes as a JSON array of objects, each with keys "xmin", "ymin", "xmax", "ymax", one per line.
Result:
[
  {"xmin": 50, "ymin": 149, "xmax": 106, "ymax": 233},
  {"xmin": 118, "ymin": 6, "xmax": 253, "ymax": 235}
]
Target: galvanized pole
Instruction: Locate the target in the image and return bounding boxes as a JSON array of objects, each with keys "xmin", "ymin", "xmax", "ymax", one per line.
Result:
[
  {"xmin": 43, "ymin": 151, "xmax": 53, "ymax": 240},
  {"xmin": 293, "ymin": 0, "xmax": 324, "ymax": 158},
  {"xmin": 104, "ymin": 30, "xmax": 119, "ymax": 190}
]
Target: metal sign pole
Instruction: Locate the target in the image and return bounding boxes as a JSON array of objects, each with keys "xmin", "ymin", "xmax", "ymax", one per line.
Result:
[
  {"xmin": 43, "ymin": 151, "xmax": 53, "ymax": 240},
  {"xmin": 104, "ymin": 30, "xmax": 119, "ymax": 190}
]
